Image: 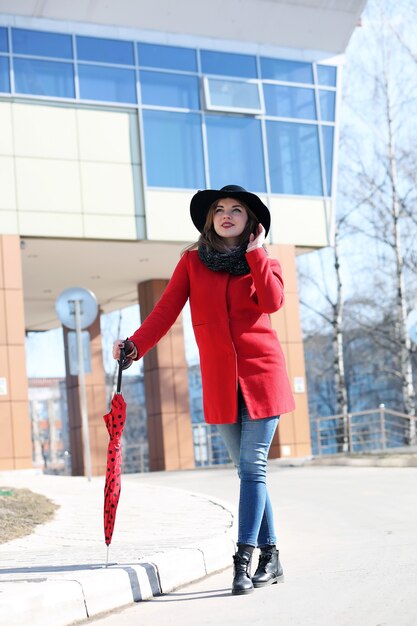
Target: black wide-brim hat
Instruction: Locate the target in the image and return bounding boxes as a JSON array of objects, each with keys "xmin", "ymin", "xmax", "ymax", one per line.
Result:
[{"xmin": 190, "ymin": 185, "xmax": 271, "ymax": 236}]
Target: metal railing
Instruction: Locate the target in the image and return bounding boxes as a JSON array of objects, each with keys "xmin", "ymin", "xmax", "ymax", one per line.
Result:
[
  {"xmin": 192, "ymin": 423, "xmax": 231, "ymax": 467},
  {"xmin": 314, "ymin": 405, "xmax": 417, "ymax": 456}
]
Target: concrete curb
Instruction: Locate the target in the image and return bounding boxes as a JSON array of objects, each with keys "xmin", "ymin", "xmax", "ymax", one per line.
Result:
[
  {"xmin": 0, "ymin": 491, "xmax": 236, "ymax": 626},
  {"xmin": 0, "ymin": 536, "xmax": 235, "ymax": 626}
]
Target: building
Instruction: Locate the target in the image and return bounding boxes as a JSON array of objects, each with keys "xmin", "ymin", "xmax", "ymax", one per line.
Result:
[{"xmin": 0, "ymin": 0, "xmax": 367, "ymax": 473}]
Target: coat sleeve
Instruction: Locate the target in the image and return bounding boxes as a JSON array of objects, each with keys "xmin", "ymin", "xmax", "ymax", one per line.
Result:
[
  {"xmin": 128, "ymin": 253, "xmax": 190, "ymax": 359},
  {"xmin": 245, "ymin": 248, "xmax": 285, "ymax": 314}
]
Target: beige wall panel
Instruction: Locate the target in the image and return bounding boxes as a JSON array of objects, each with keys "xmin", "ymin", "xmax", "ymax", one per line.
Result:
[
  {"xmin": 270, "ymin": 196, "xmax": 330, "ymax": 247},
  {"xmin": 0, "ymin": 156, "xmax": 16, "ymax": 210},
  {"xmin": 146, "ymin": 190, "xmax": 198, "ymax": 242},
  {"xmin": 0, "ymin": 102, "xmax": 14, "ymax": 155},
  {"xmin": 15, "ymin": 158, "xmax": 82, "ymax": 213},
  {"xmin": 12, "ymin": 103, "xmax": 78, "ymax": 159},
  {"xmin": 80, "ymin": 162, "xmax": 136, "ymax": 215},
  {"xmin": 83, "ymin": 214, "xmax": 137, "ymax": 240},
  {"xmin": 77, "ymin": 109, "xmax": 140, "ymax": 164},
  {"xmin": 0, "ymin": 210, "xmax": 18, "ymax": 234},
  {"xmin": 18, "ymin": 211, "xmax": 84, "ymax": 237}
]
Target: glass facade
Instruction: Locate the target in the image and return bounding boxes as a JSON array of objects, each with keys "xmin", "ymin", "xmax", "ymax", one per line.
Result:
[
  {"xmin": 76, "ymin": 35, "xmax": 134, "ymax": 65},
  {"xmin": 0, "ymin": 25, "xmax": 337, "ymax": 197},
  {"xmin": 14, "ymin": 58, "xmax": 75, "ymax": 98},
  {"xmin": 206, "ymin": 116, "xmax": 266, "ymax": 192},
  {"xmin": 0, "ymin": 56, "xmax": 10, "ymax": 92},
  {"xmin": 143, "ymin": 110, "xmax": 205, "ymax": 188},
  {"xmin": 264, "ymin": 84, "xmax": 316, "ymax": 119},
  {"xmin": 0, "ymin": 27, "xmax": 8, "ymax": 52},
  {"xmin": 267, "ymin": 122, "xmax": 322, "ymax": 196},
  {"xmin": 140, "ymin": 71, "xmax": 200, "ymax": 109},
  {"xmin": 78, "ymin": 64, "xmax": 136, "ymax": 103}
]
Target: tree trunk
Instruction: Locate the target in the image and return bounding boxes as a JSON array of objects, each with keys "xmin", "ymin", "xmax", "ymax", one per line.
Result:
[
  {"xmin": 383, "ymin": 64, "xmax": 416, "ymax": 433},
  {"xmin": 332, "ymin": 225, "xmax": 349, "ymax": 452}
]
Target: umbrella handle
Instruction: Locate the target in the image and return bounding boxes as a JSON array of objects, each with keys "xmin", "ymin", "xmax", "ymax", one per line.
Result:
[{"xmin": 116, "ymin": 346, "xmax": 125, "ymax": 394}]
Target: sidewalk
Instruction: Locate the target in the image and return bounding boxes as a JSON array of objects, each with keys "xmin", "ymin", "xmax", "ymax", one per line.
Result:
[{"xmin": 0, "ymin": 471, "xmax": 236, "ymax": 626}]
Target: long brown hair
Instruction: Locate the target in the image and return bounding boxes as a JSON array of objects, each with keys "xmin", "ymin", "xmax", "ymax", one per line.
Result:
[{"xmin": 184, "ymin": 198, "xmax": 259, "ymax": 254}]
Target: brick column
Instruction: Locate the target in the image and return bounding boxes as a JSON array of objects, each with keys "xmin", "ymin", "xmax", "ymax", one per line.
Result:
[
  {"xmin": 0, "ymin": 235, "xmax": 32, "ymax": 470},
  {"xmin": 63, "ymin": 312, "xmax": 108, "ymax": 476},
  {"xmin": 268, "ymin": 244, "xmax": 312, "ymax": 458},
  {"xmin": 138, "ymin": 279, "xmax": 195, "ymax": 471}
]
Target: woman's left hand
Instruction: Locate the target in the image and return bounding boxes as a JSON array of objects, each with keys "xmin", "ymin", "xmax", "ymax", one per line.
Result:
[{"xmin": 247, "ymin": 224, "xmax": 266, "ymax": 252}]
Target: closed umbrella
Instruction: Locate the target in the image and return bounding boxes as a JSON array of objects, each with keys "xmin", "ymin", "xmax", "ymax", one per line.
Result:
[{"xmin": 103, "ymin": 346, "xmax": 127, "ymax": 565}]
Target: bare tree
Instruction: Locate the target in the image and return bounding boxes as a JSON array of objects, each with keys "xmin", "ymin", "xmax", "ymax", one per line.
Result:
[
  {"xmin": 343, "ymin": 0, "xmax": 417, "ymax": 428},
  {"xmin": 298, "ymin": 212, "xmax": 350, "ymax": 451}
]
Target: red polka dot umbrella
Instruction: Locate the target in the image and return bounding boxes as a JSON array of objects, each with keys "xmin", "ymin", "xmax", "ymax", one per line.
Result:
[{"xmin": 103, "ymin": 347, "xmax": 127, "ymax": 565}]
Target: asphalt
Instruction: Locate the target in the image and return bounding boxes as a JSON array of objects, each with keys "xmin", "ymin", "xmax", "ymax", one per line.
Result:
[{"xmin": 0, "ymin": 470, "xmax": 236, "ymax": 626}]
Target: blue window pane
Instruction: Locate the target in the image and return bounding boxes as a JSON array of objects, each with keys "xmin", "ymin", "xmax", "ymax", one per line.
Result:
[
  {"xmin": 205, "ymin": 116, "xmax": 266, "ymax": 192},
  {"xmin": 140, "ymin": 71, "xmax": 199, "ymax": 108},
  {"xmin": 321, "ymin": 125, "xmax": 334, "ymax": 196},
  {"xmin": 264, "ymin": 85, "xmax": 316, "ymax": 119},
  {"xmin": 78, "ymin": 64, "xmax": 137, "ymax": 103},
  {"xmin": 266, "ymin": 121, "xmax": 322, "ymax": 196},
  {"xmin": 0, "ymin": 27, "xmax": 8, "ymax": 52},
  {"xmin": 138, "ymin": 43, "xmax": 197, "ymax": 72},
  {"xmin": 143, "ymin": 110, "xmax": 205, "ymax": 188},
  {"xmin": 317, "ymin": 65, "xmax": 337, "ymax": 87},
  {"xmin": 12, "ymin": 28, "xmax": 72, "ymax": 59},
  {"xmin": 14, "ymin": 58, "xmax": 74, "ymax": 97},
  {"xmin": 319, "ymin": 89, "xmax": 335, "ymax": 122},
  {"xmin": 0, "ymin": 57, "xmax": 10, "ymax": 92},
  {"xmin": 201, "ymin": 50, "xmax": 257, "ymax": 78},
  {"xmin": 76, "ymin": 36, "xmax": 134, "ymax": 65},
  {"xmin": 261, "ymin": 58, "xmax": 313, "ymax": 84}
]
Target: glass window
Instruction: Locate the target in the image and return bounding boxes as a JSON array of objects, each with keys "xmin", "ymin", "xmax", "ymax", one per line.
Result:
[
  {"xmin": 138, "ymin": 42, "xmax": 197, "ymax": 72},
  {"xmin": 76, "ymin": 35, "xmax": 134, "ymax": 65},
  {"xmin": 78, "ymin": 64, "xmax": 137, "ymax": 103},
  {"xmin": 201, "ymin": 50, "xmax": 257, "ymax": 78},
  {"xmin": 261, "ymin": 58, "xmax": 313, "ymax": 84},
  {"xmin": 205, "ymin": 115, "xmax": 266, "ymax": 192},
  {"xmin": 0, "ymin": 57, "xmax": 10, "ymax": 92},
  {"xmin": 321, "ymin": 125, "xmax": 334, "ymax": 196},
  {"xmin": 140, "ymin": 71, "xmax": 199, "ymax": 109},
  {"xmin": 14, "ymin": 58, "xmax": 75, "ymax": 98},
  {"xmin": 266, "ymin": 121, "xmax": 322, "ymax": 196},
  {"xmin": 264, "ymin": 84, "xmax": 316, "ymax": 119},
  {"xmin": 12, "ymin": 28, "xmax": 73, "ymax": 59},
  {"xmin": 319, "ymin": 89, "xmax": 336, "ymax": 122},
  {"xmin": 317, "ymin": 65, "xmax": 337, "ymax": 87},
  {"xmin": 205, "ymin": 77, "xmax": 261, "ymax": 112},
  {"xmin": 143, "ymin": 110, "xmax": 205, "ymax": 188},
  {"xmin": 0, "ymin": 27, "xmax": 8, "ymax": 52}
]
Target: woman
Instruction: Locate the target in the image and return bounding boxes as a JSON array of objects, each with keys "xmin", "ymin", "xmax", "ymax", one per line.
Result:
[{"xmin": 113, "ymin": 184, "xmax": 295, "ymax": 595}]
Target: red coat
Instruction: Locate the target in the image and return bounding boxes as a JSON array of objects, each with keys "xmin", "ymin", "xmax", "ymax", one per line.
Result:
[{"xmin": 129, "ymin": 248, "xmax": 295, "ymax": 424}]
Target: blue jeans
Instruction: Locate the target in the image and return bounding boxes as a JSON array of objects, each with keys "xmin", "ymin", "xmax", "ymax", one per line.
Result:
[{"xmin": 217, "ymin": 391, "xmax": 280, "ymax": 548}]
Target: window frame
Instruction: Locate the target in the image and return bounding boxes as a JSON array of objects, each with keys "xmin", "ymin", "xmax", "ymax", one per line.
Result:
[{"xmin": 202, "ymin": 75, "xmax": 264, "ymax": 115}]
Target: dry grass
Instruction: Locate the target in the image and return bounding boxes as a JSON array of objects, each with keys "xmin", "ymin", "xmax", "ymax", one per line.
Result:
[{"xmin": 0, "ymin": 486, "xmax": 58, "ymax": 544}]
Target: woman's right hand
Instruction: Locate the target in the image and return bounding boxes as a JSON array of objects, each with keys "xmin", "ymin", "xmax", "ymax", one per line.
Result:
[{"xmin": 112, "ymin": 339, "xmax": 137, "ymax": 360}]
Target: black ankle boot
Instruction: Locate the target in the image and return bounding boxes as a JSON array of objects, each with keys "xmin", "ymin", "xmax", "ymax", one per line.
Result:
[
  {"xmin": 232, "ymin": 544, "xmax": 254, "ymax": 595},
  {"xmin": 252, "ymin": 545, "xmax": 284, "ymax": 588}
]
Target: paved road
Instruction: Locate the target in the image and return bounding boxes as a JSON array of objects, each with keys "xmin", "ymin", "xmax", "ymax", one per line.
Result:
[{"xmin": 88, "ymin": 464, "xmax": 417, "ymax": 626}]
